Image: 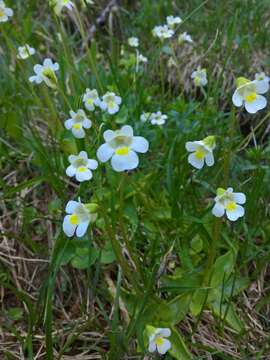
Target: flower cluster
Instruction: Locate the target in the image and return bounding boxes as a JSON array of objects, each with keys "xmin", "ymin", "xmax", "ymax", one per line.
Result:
[
  {"xmin": 140, "ymin": 111, "xmax": 168, "ymax": 126},
  {"xmin": 126, "ymin": 36, "xmax": 148, "ymax": 68}
]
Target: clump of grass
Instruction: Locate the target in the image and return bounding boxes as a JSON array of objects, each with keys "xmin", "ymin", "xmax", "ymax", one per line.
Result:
[{"xmin": 1, "ymin": 0, "xmax": 270, "ymax": 359}]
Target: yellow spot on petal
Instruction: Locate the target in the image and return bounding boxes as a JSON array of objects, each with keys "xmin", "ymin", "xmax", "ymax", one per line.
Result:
[
  {"xmin": 108, "ymin": 101, "xmax": 115, "ymax": 109},
  {"xmin": 0, "ymin": 10, "xmax": 5, "ymax": 17},
  {"xmin": 115, "ymin": 146, "xmax": 129, "ymax": 156},
  {"xmin": 70, "ymin": 214, "xmax": 79, "ymax": 225},
  {"xmin": 87, "ymin": 98, "xmax": 94, "ymax": 105},
  {"xmin": 78, "ymin": 166, "xmax": 87, "ymax": 172},
  {"xmin": 195, "ymin": 149, "xmax": 205, "ymax": 160},
  {"xmin": 73, "ymin": 123, "xmax": 82, "ymax": 130},
  {"xmin": 155, "ymin": 337, "xmax": 164, "ymax": 346},
  {"xmin": 225, "ymin": 201, "xmax": 237, "ymax": 212},
  {"xmin": 245, "ymin": 92, "xmax": 256, "ymax": 103}
]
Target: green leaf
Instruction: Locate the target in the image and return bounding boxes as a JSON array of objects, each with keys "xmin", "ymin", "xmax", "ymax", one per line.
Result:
[
  {"xmin": 101, "ymin": 242, "xmax": 116, "ymax": 264},
  {"xmin": 190, "ymin": 289, "xmax": 207, "ymax": 316},
  {"xmin": 71, "ymin": 247, "xmax": 98, "ymax": 269},
  {"xmin": 7, "ymin": 307, "xmax": 24, "ymax": 321},
  {"xmin": 155, "ymin": 294, "xmax": 191, "ymax": 325},
  {"xmin": 169, "ymin": 327, "xmax": 192, "ymax": 360},
  {"xmin": 210, "ymin": 301, "xmax": 244, "ymax": 333},
  {"xmin": 210, "ymin": 250, "xmax": 235, "ymax": 288}
]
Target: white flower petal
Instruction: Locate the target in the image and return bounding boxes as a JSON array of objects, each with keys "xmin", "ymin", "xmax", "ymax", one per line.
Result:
[
  {"xmin": 64, "ymin": 119, "xmax": 73, "ymax": 129},
  {"xmin": 159, "ymin": 328, "xmax": 171, "ymax": 337},
  {"xmin": 111, "ymin": 151, "xmax": 139, "ymax": 172},
  {"xmin": 63, "ymin": 215, "xmax": 76, "ymax": 237},
  {"xmin": 82, "ymin": 119, "xmax": 92, "ymax": 129},
  {"xmin": 79, "ymin": 151, "xmax": 88, "ymax": 159},
  {"xmin": 75, "ymin": 169, "xmax": 92, "ymax": 182},
  {"xmin": 255, "ymin": 80, "xmax": 269, "ymax": 94},
  {"xmin": 107, "ymin": 104, "xmax": 119, "ymax": 114},
  {"xmin": 148, "ymin": 341, "xmax": 156, "ymax": 353},
  {"xmin": 72, "ymin": 127, "xmax": 85, "ymax": 138},
  {"xmin": 66, "ymin": 165, "xmax": 76, "ymax": 177},
  {"xmin": 87, "ymin": 159, "xmax": 98, "ymax": 169},
  {"xmin": 205, "ymin": 152, "xmax": 214, "ymax": 166},
  {"xmin": 103, "ymin": 130, "xmax": 115, "ymax": 142},
  {"xmin": 131, "ymin": 136, "xmax": 149, "ymax": 153},
  {"xmin": 185, "ymin": 141, "xmax": 198, "ymax": 152},
  {"xmin": 232, "ymin": 90, "xmax": 243, "ymax": 107},
  {"xmin": 65, "ymin": 200, "xmax": 78, "ymax": 213},
  {"xmin": 43, "ymin": 58, "xmax": 53, "ymax": 67},
  {"xmin": 188, "ymin": 153, "xmax": 204, "ymax": 169},
  {"xmin": 245, "ymin": 95, "xmax": 267, "ymax": 114},
  {"xmin": 97, "ymin": 143, "xmax": 114, "ymax": 162},
  {"xmin": 157, "ymin": 339, "xmax": 171, "ymax": 355},
  {"xmin": 76, "ymin": 221, "xmax": 89, "ymax": 237},
  {"xmin": 212, "ymin": 203, "xmax": 225, "ymax": 217},
  {"xmin": 226, "ymin": 205, "xmax": 244, "ymax": 221},
  {"xmin": 120, "ymin": 125, "xmax": 133, "ymax": 137},
  {"xmin": 232, "ymin": 192, "xmax": 246, "ymax": 204}
]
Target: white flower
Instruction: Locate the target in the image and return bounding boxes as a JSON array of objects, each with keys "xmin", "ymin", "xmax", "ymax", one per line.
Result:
[
  {"xmin": 140, "ymin": 112, "xmax": 151, "ymax": 123},
  {"xmin": 185, "ymin": 136, "xmax": 216, "ymax": 169},
  {"xmin": 64, "ymin": 109, "xmax": 92, "ymax": 138},
  {"xmin": 29, "ymin": 58, "xmax": 59, "ymax": 88},
  {"xmin": 212, "ymin": 187, "xmax": 246, "ymax": 222},
  {"xmin": 128, "ymin": 37, "xmax": 139, "ymax": 47},
  {"xmin": 232, "ymin": 77, "xmax": 268, "ymax": 114},
  {"xmin": 83, "ymin": 88, "xmax": 100, "ymax": 111},
  {"xmin": 66, "ymin": 151, "xmax": 98, "ymax": 182},
  {"xmin": 178, "ymin": 32, "xmax": 193, "ymax": 44},
  {"xmin": 166, "ymin": 15, "xmax": 182, "ymax": 28},
  {"xmin": 97, "ymin": 125, "xmax": 149, "ymax": 172},
  {"xmin": 97, "ymin": 92, "xmax": 122, "ymax": 115},
  {"xmin": 255, "ymin": 72, "xmax": 270, "ymax": 84},
  {"xmin": 148, "ymin": 328, "xmax": 172, "ymax": 355},
  {"xmin": 150, "ymin": 111, "xmax": 168, "ymax": 126},
  {"xmin": 191, "ymin": 67, "xmax": 207, "ymax": 87},
  {"xmin": 50, "ymin": 0, "xmax": 74, "ymax": 15},
  {"xmin": 138, "ymin": 54, "xmax": 148, "ymax": 63},
  {"xmin": 17, "ymin": 44, "xmax": 35, "ymax": 60},
  {"xmin": 152, "ymin": 25, "xmax": 174, "ymax": 40},
  {"xmin": 0, "ymin": 1, "xmax": 13, "ymax": 22},
  {"xmin": 63, "ymin": 200, "xmax": 97, "ymax": 237}
]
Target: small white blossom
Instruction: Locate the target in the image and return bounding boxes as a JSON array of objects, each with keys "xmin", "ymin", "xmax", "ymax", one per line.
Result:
[
  {"xmin": 185, "ymin": 136, "xmax": 216, "ymax": 169},
  {"xmin": 140, "ymin": 112, "xmax": 151, "ymax": 123},
  {"xmin": 66, "ymin": 151, "xmax": 98, "ymax": 182},
  {"xmin": 64, "ymin": 109, "xmax": 92, "ymax": 138},
  {"xmin": 178, "ymin": 32, "xmax": 193, "ymax": 44},
  {"xmin": 97, "ymin": 125, "xmax": 149, "ymax": 172},
  {"xmin": 128, "ymin": 37, "xmax": 139, "ymax": 47},
  {"xmin": 50, "ymin": 0, "xmax": 74, "ymax": 15},
  {"xmin": 152, "ymin": 25, "xmax": 174, "ymax": 40},
  {"xmin": 29, "ymin": 58, "xmax": 59, "ymax": 88},
  {"xmin": 17, "ymin": 44, "xmax": 35, "ymax": 60},
  {"xmin": 148, "ymin": 327, "xmax": 172, "ymax": 355},
  {"xmin": 150, "ymin": 111, "xmax": 168, "ymax": 126},
  {"xmin": 83, "ymin": 88, "xmax": 100, "ymax": 111},
  {"xmin": 138, "ymin": 54, "xmax": 148, "ymax": 63},
  {"xmin": 232, "ymin": 77, "xmax": 268, "ymax": 114},
  {"xmin": 97, "ymin": 92, "xmax": 122, "ymax": 115},
  {"xmin": 212, "ymin": 188, "xmax": 246, "ymax": 222},
  {"xmin": 191, "ymin": 67, "xmax": 207, "ymax": 87},
  {"xmin": 0, "ymin": 1, "xmax": 13, "ymax": 22},
  {"xmin": 63, "ymin": 200, "xmax": 97, "ymax": 237},
  {"xmin": 166, "ymin": 15, "xmax": 182, "ymax": 28},
  {"xmin": 255, "ymin": 72, "xmax": 270, "ymax": 84}
]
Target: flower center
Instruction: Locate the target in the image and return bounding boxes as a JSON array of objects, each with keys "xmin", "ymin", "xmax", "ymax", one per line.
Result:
[
  {"xmin": 155, "ymin": 337, "xmax": 164, "ymax": 346},
  {"xmin": 108, "ymin": 101, "xmax": 115, "ymax": 109},
  {"xmin": 70, "ymin": 214, "xmax": 79, "ymax": 225},
  {"xmin": 225, "ymin": 201, "xmax": 237, "ymax": 212},
  {"xmin": 87, "ymin": 98, "xmax": 94, "ymax": 105},
  {"xmin": 73, "ymin": 123, "xmax": 82, "ymax": 130},
  {"xmin": 245, "ymin": 92, "xmax": 256, "ymax": 103},
  {"xmin": 78, "ymin": 166, "xmax": 87, "ymax": 172},
  {"xmin": 115, "ymin": 146, "xmax": 129, "ymax": 156},
  {"xmin": 195, "ymin": 148, "xmax": 206, "ymax": 160},
  {"xmin": 0, "ymin": 8, "xmax": 5, "ymax": 17}
]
